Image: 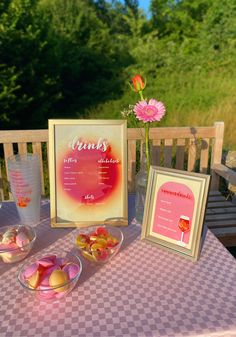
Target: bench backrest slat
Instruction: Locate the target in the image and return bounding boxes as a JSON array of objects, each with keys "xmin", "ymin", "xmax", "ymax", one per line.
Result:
[
  {"xmin": 199, "ymin": 138, "xmax": 210, "ymax": 174},
  {"xmin": 18, "ymin": 143, "xmax": 28, "ymax": 155},
  {"xmin": 127, "ymin": 139, "xmax": 137, "ymax": 192},
  {"xmin": 175, "ymin": 138, "xmax": 185, "ymax": 170},
  {"xmin": 32, "ymin": 142, "xmax": 45, "ymax": 195},
  {"xmin": 187, "ymin": 138, "xmax": 197, "ymax": 172},
  {"xmin": 152, "ymin": 139, "xmax": 161, "ymax": 166}
]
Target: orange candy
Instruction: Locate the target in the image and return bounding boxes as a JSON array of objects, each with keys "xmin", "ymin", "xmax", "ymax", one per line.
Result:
[
  {"xmin": 28, "ymin": 270, "xmax": 41, "ymax": 289},
  {"xmin": 75, "ymin": 227, "xmax": 119, "ymax": 262}
]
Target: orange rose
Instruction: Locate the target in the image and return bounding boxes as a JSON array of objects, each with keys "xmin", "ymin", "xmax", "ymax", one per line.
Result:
[{"xmin": 131, "ymin": 75, "xmax": 146, "ymax": 92}]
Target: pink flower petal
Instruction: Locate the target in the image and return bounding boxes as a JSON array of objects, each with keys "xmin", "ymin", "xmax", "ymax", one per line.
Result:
[{"xmin": 134, "ymin": 99, "xmax": 166, "ymax": 123}]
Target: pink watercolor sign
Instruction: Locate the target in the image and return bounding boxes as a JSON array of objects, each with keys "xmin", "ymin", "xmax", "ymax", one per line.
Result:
[
  {"xmin": 152, "ymin": 181, "xmax": 195, "ymax": 245},
  {"xmin": 59, "ymin": 141, "xmax": 120, "ymax": 204},
  {"xmin": 49, "ymin": 120, "xmax": 127, "ymax": 226}
]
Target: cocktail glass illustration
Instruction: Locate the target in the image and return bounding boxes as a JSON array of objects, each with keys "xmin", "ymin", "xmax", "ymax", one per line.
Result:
[{"xmin": 178, "ymin": 215, "xmax": 190, "ymax": 246}]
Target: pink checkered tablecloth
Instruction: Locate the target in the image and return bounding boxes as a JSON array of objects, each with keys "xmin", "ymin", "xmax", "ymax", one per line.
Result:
[{"xmin": 0, "ymin": 197, "xmax": 236, "ymax": 337}]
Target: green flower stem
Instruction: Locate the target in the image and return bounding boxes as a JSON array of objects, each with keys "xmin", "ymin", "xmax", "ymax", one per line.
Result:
[
  {"xmin": 145, "ymin": 122, "xmax": 150, "ymax": 176},
  {"xmin": 138, "ymin": 90, "xmax": 150, "ymax": 177},
  {"xmin": 139, "ymin": 91, "xmax": 144, "ymax": 100}
]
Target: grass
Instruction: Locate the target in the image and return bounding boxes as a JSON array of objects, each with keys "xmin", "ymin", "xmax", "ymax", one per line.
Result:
[{"xmin": 88, "ymin": 68, "xmax": 236, "ymax": 150}]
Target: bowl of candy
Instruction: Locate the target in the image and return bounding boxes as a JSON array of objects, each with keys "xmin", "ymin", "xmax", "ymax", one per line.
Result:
[
  {"xmin": 17, "ymin": 250, "xmax": 82, "ymax": 302},
  {"xmin": 74, "ymin": 225, "xmax": 123, "ymax": 264},
  {"xmin": 0, "ymin": 225, "xmax": 36, "ymax": 264}
]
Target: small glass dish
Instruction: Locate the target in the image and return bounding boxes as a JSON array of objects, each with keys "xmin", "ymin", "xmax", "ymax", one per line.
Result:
[
  {"xmin": 74, "ymin": 225, "xmax": 123, "ymax": 264},
  {"xmin": 17, "ymin": 250, "xmax": 82, "ymax": 302},
  {"xmin": 0, "ymin": 225, "xmax": 36, "ymax": 264}
]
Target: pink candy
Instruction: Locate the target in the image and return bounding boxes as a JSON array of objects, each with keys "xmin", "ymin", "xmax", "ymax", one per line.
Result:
[
  {"xmin": 0, "ymin": 226, "xmax": 34, "ymax": 263},
  {"xmin": 37, "ymin": 255, "xmax": 57, "ymax": 268},
  {"xmin": 22, "ymin": 262, "xmax": 39, "ymax": 279},
  {"xmin": 15, "ymin": 232, "xmax": 30, "ymax": 247},
  {"xmin": 62, "ymin": 263, "xmax": 80, "ymax": 279},
  {"xmin": 0, "ymin": 242, "xmax": 18, "ymax": 251},
  {"xmin": 22, "ymin": 254, "xmax": 80, "ymax": 301}
]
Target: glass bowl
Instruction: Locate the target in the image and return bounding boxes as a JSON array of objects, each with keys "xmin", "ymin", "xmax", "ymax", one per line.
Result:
[
  {"xmin": 0, "ymin": 225, "xmax": 36, "ymax": 264},
  {"xmin": 74, "ymin": 225, "xmax": 123, "ymax": 264},
  {"xmin": 17, "ymin": 250, "xmax": 82, "ymax": 302}
]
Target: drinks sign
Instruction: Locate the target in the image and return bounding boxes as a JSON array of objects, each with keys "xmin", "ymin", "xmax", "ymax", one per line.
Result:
[
  {"xmin": 48, "ymin": 120, "xmax": 128, "ymax": 227},
  {"xmin": 141, "ymin": 166, "xmax": 210, "ymax": 261}
]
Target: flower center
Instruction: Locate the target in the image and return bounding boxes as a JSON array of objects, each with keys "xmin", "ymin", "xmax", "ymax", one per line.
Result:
[{"xmin": 145, "ymin": 106, "xmax": 155, "ymax": 116}]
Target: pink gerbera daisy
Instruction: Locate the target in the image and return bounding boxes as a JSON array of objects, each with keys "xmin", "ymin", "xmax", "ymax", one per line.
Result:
[{"xmin": 134, "ymin": 99, "xmax": 166, "ymax": 123}]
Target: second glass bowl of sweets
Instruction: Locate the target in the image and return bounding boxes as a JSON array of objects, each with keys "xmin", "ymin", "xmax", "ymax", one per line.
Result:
[{"xmin": 74, "ymin": 225, "xmax": 123, "ymax": 264}]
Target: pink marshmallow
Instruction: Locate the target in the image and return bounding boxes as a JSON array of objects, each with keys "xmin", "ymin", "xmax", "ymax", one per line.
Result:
[
  {"xmin": 55, "ymin": 291, "xmax": 68, "ymax": 299},
  {"xmin": 56, "ymin": 257, "xmax": 68, "ymax": 267},
  {"xmin": 38, "ymin": 285, "xmax": 57, "ymax": 300},
  {"xmin": 63, "ymin": 263, "xmax": 80, "ymax": 280},
  {"xmin": 16, "ymin": 231, "xmax": 30, "ymax": 247},
  {"xmin": 23, "ymin": 262, "xmax": 39, "ymax": 280},
  {"xmin": 38, "ymin": 284, "xmax": 68, "ymax": 300},
  {"xmin": 37, "ymin": 255, "xmax": 57, "ymax": 268},
  {"xmin": 0, "ymin": 242, "xmax": 18, "ymax": 251}
]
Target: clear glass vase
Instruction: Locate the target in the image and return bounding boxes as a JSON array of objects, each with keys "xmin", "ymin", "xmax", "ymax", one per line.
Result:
[{"xmin": 135, "ymin": 151, "xmax": 148, "ymax": 224}]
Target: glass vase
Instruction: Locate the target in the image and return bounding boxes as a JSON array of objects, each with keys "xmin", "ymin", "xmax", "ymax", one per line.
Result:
[{"xmin": 135, "ymin": 150, "xmax": 148, "ymax": 224}]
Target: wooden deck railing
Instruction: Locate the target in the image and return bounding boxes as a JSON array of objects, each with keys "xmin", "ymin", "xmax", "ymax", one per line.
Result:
[{"xmin": 1, "ymin": 121, "xmax": 236, "ymax": 200}]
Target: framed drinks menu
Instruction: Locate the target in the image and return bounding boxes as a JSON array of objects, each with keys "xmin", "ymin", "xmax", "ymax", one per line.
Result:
[
  {"xmin": 48, "ymin": 120, "xmax": 128, "ymax": 227},
  {"xmin": 141, "ymin": 166, "xmax": 210, "ymax": 261}
]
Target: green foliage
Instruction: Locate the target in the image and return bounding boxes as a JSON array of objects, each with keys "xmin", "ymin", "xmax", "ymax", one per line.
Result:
[
  {"xmin": 199, "ymin": 0, "xmax": 236, "ymax": 60},
  {"xmin": 0, "ymin": 0, "xmax": 62, "ymax": 128},
  {"xmin": 0, "ymin": 64, "xmax": 20, "ymax": 125},
  {"xmin": 0, "ymin": 0, "xmax": 132, "ymax": 129},
  {"xmin": 39, "ymin": 0, "xmax": 122, "ymax": 114},
  {"xmin": 0, "ymin": 0, "xmax": 235, "ymax": 149}
]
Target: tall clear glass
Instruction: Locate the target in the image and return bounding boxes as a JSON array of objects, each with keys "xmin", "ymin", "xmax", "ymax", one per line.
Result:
[
  {"xmin": 135, "ymin": 149, "xmax": 148, "ymax": 224},
  {"xmin": 7, "ymin": 154, "xmax": 41, "ymax": 226}
]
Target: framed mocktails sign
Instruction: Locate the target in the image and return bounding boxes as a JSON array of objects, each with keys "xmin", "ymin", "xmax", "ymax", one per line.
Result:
[
  {"xmin": 141, "ymin": 166, "xmax": 210, "ymax": 261},
  {"xmin": 48, "ymin": 120, "xmax": 128, "ymax": 227}
]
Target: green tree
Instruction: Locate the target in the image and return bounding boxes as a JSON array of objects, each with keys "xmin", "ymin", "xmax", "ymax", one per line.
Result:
[
  {"xmin": 39, "ymin": 0, "xmax": 130, "ymax": 115},
  {"xmin": 0, "ymin": 0, "xmax": 133, "ymax": 128},
  {"xmin": 200, "ymin": 0, "xmax": 236, "ymax": 62},
  {"xmin": 0, "ymin": 0, "xmax": 61, "ymax": 129},
  {"xmin": 150, "ymin": 0, "xmax": 175, "ymax": 37},
  {"xmin": 125, "ymin": 0, "xmax": 139, "ymax": 17}
]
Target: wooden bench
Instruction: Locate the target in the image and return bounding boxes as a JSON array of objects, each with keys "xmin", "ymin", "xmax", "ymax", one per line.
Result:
[{"xmin": 1, "ymin": 121, "xmax": 236, "ymax": 246}]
